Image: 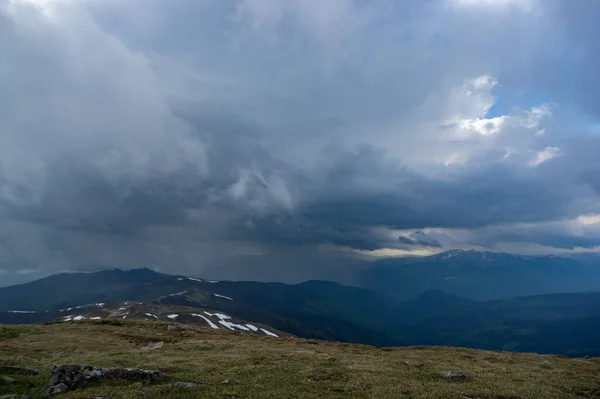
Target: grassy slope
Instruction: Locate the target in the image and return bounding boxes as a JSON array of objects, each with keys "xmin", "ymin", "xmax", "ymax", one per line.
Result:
[{"xmin": 1, "ymin": 321, "xmax": 599, "ymax": 399}]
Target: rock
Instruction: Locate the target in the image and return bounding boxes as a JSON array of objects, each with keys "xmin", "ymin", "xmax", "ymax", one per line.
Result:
[
  {"xmin": 221, "ymin": 379, "xmax": 230, "ymax": 384},
  {"xmin": 167, "ymin": 325, "xmax": 177, "ymax": 330},
  {"xmin": 44, "ymin": 364, "xmax": 165, "ymax": 397},
  {"xmin": 45, "ymin": 383, "xmax": 69, "ymax": 397},
  {"xmin": 440, "ymin": 370, "xmax": 469, "ymax": 380},
  {"xmin": 0, "ymin": 395, "xmax": 18, "ymax": 399},
  {"xmin": 168, "ymin": 382, "xmax": 199, "ymax": 388},
  {"xmin": 0, "ymin": 366, "xmax": 41, "ymax": 375},
  {"xmin": 141, "ymin": 341, "xmax": 164, "ymax": 351}
]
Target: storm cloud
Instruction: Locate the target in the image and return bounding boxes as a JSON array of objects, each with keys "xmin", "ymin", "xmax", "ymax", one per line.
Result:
[{"xmin": 1, "ymin": 0, "xmax": 600, "ymax": 285}]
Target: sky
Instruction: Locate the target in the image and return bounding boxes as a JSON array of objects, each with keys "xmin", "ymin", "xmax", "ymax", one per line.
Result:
[{"xmin": 2, "ymin": 0, "xmax": 600, "ymax": 286}]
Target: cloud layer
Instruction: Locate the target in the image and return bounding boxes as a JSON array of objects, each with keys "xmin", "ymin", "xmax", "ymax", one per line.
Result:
[{"xmin": 1, "ymin": 0, "xmax": 600, "ymax": 284}]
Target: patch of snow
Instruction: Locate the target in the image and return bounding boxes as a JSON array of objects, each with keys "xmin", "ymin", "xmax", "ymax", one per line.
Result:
[
  {"xmin": 167, "ymin": 314, "xmax": 178, "ymax": 319},
  {"xmin": 145, "ymin": 313, "xmax": 159, "ymax": 319},
  {"xmin": 186, "ymin": 277, "xmax": 203, "ymax": 283},
  {"xmin": 73, "ymin": 316, "xmax": 85, "ymax": 321},
  {"xmin": 260, "ymin": 328, "xmax": 278, "ymax": 337},
  {"xmin": 177, "ymin": 278, "xmax": 183, "ymax": 281},
  {"xmin": 95, "ymin": 303, "xmax": 105, "ymax": 307},
  {"xmin": 159, "ymin": 290, "xmax": 187, "ymax": 299},
  {"xmin": 213, "ymin": 293, "xmax": 233, "ymax": 300},
  {"xmin": 218, "ymin": 320, "xmax": 250, "ymax": 331},
  {"xmin": 122, "ymin": 315, "xmax": 127, "ymax": 319},
  {"xmin": 245, "ymin": 324, "xmax": 258, "ymax": 332},
  {"xmin": 90, "ymin": 317, "xmax": 102, "ymax": 320},
  {"xmin": 191, "ymin": 313, "xmax": 219, "ymax": 329},
  {"xmin": 118, "ymin": 307, "xmax": 127, "ymax": 311},
  {"xmin": 203, "ymin": 311, "xmax": 230, "ymax": 320},
  {"xmin": 8, "ymin": 310, "xmax": 36, "ymax": 314},
  {"xmin": 206, "ymin": 280, "xmax": 219, "ymax": 283},
  {"xmin": 63, "ymin": 315, "xmax": 73, "ymax": 322}
]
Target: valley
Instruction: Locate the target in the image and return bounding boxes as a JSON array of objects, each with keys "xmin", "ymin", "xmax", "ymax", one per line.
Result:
[{"xmin": 2, "ymin": 250, "xmax": 600, "ymax": 357}]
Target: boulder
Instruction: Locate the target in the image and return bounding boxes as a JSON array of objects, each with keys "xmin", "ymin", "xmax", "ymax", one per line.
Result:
[{"xmin": 44, "ymin": 364, "xmax": 165, "ymax": 397}]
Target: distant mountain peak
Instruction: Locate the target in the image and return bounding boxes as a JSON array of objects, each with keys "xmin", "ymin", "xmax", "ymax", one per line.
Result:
[{"xmin": 431, "ymin": 249, "xmax": 528, "ymax": 263}]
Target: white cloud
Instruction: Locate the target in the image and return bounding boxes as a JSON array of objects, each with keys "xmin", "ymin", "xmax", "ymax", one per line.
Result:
[
  {"xmin": 459, "ymin": 116, "xmax": 506, "ymax": 136},
  {"xmin": 453, "ymin": 0, "xmax": 535, "ymax": 10},
  {"xmin": 531, "ymin": 146, "xmax": 560, "ymax": 166}
]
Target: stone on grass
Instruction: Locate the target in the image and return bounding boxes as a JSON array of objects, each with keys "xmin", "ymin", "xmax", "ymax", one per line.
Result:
[
  {"xmin": 440, "ymin": 370, "xmax": 469, "ymax": 380},
  {"xmin": 141, "ymin": 341, "xmax": 164, "ymax": 351},
  {"xmin": 168, "ymin": 382, "xmax": 199, "ymax": 388},
  {"xmin": 45, "ymin": 383, "xmax": 69, "ymax": 397},
  {"xmin": 44, "ymin": 364, "xmax": 165, "ymax": 397}
]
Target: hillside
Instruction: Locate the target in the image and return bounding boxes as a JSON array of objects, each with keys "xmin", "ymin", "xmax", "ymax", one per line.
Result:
[
  {"xmin": 0, "ymin": 269, "xmax": 404, "ymax": 347},
  {"xmin": 2, "ymin": 268, "xmax": 600, "ymax": 355},
  {"xmin": 1, "ymin": 320, "xmax": 600, "ymax": 398}
]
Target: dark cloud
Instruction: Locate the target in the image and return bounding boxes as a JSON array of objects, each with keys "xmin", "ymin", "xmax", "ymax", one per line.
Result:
[
  {"xmin": 1, "ymin": 0, "xmax": 600, "ymax": 284},
  {"xmin": 409, "ymin": 232, "xmax": 443, "ymax": 248}
]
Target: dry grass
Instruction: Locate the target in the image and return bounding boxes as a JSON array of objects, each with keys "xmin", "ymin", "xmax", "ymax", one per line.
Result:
[{"xmin": 1, "ymin": 321, "xmax": 599, "ymax": 398}]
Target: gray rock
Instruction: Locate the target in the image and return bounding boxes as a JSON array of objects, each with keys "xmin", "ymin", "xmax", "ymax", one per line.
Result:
[
  {"xmin": 440, "ymin": 370, "xmax": 469, "ymax": 380},
  {"xmin": 0, "ymin": 395, "xmax": 18, "ymax": 399},
  {"xmin": 168, "ymin": 382, "xmax": 199, "ymax": 388},
  {"xmin": 0, "ymin": 366, "xmax": 41, "ymax": 375},
  {"xmin": 141, "ymin": 341, "xmax": 164, "ymax": 351},
  {"xmin": 45, "ymin": 383, "xmax": 68, "ymax": 397},
  {"xmin": 44, "ymin": 364, "xmax": 165, "ymax": 397}
]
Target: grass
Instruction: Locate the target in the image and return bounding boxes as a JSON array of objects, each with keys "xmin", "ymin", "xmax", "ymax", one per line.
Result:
[{"xmin": 1, "ymin": 321, "xmax": 599, "ymax": 398}]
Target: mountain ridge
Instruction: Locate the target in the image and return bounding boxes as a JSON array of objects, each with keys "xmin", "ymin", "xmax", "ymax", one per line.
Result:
[{"xmin": 2, "ymin": 263, "xmax": 600, "ymax": 356}]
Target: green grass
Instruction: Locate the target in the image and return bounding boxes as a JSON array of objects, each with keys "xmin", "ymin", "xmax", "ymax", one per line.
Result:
[{"xmin": 1, "ymin": 321, "xmax": 599, "ymax": 398}]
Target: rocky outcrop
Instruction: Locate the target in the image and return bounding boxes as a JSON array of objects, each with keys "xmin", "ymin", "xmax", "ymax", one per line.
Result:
[{"xmin": 44, "ymin": 364, "xmax": 165, "ymax": 397}]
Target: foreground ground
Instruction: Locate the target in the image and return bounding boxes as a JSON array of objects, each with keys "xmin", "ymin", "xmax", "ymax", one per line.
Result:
[{"xmin": 1, "ymin": 321, "xmax": 599, "ymax": 398}]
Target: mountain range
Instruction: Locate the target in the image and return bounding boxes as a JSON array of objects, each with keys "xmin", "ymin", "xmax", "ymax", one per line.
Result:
[
  {"xmin": 1, "ymin": 250, "xmax": 600, "ymax": 356},
  {"xmin": 358, "ymin": 249, "xmax": 600, "ymax": 300}
]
